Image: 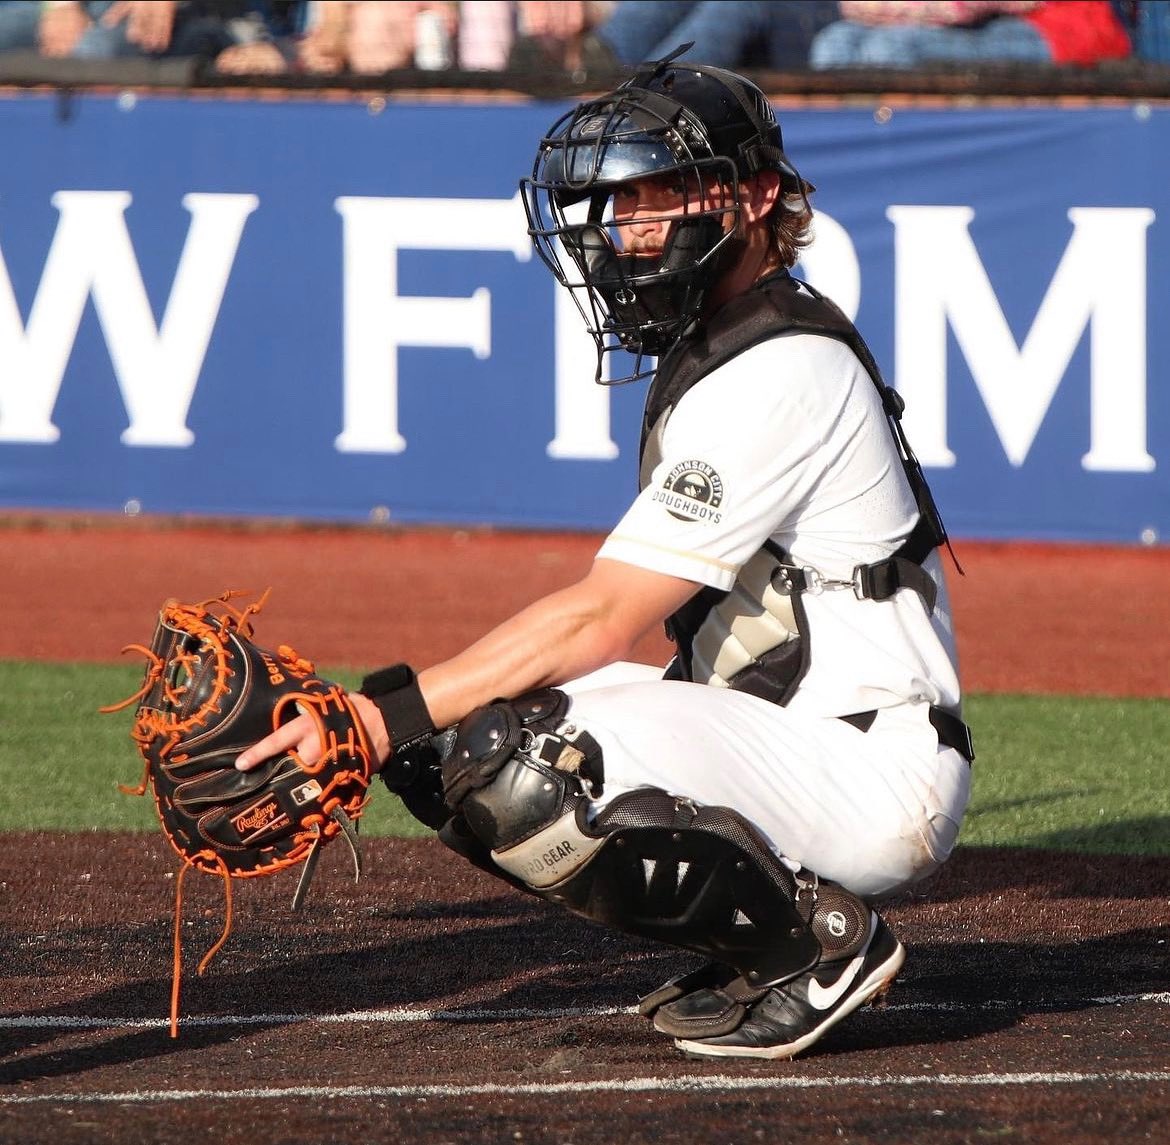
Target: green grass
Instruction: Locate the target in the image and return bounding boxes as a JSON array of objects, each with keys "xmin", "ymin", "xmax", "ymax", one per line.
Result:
[
  {"xmin": 959, "ymin": 693, "xmax": 1170, "ymax": 854},
  {"xmin": 1, "ymin": 661, "xmax": 1167, "ymax": 854}
]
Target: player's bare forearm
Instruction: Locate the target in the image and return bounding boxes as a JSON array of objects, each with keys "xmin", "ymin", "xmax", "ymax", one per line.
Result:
[
  {"xmin": 417, "ymin": 558, "xmax": 697, "ymax": 730},
  {"xmin": 236, "ymin": 559, "xmax": 697, "ymax": 772}
]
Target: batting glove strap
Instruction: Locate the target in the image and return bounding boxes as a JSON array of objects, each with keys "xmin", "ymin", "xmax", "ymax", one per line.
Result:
[{"xmin": 359, "ymin": 663, "xmax": 437, "ymax": 757}]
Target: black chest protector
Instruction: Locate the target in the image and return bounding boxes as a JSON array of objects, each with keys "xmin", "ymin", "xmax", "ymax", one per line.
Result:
[{"xmin": 640, "ymin": 272, "xmax": 955, "ymax": 706}]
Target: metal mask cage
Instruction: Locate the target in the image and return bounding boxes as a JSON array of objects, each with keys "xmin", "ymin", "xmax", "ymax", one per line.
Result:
[{"xmin": 521, "ymin": 92, "xmax": 747, "ymax": 385}]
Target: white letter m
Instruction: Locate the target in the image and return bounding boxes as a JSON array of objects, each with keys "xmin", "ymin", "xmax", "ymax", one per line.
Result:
[{"xmin": 891, "ymin": 205, "xmax": 1155, "ymax": 472}]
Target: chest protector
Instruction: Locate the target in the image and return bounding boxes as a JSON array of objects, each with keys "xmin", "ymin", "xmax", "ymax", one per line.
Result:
[{"xmin": 640, "ymin": 272, "xmax": 954, "ymax": 706}]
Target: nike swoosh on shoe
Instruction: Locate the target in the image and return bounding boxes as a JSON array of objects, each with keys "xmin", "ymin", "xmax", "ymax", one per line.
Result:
[
  {"xmin": 805, "ymin": 914, "xmax": 877, "ymax": 1010},
  {"xmin": 805, "ymin": 949, "xmax": 866, "ymax": 1010}
]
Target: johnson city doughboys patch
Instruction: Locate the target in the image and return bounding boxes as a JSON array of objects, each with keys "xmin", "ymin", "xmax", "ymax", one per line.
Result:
[{"xmin": 653, "ymin": 460, "xmax": 724, "ymax": 523}]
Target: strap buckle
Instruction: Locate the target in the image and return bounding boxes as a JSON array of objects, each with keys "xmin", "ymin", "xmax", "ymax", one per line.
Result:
[
  {"xmin": 775, "ymin": 561, "xmax": 928, "ymax": 608},
  {"xmin": 801, "ymin": 566, "xmax": 857, "ymax": 596},
  {"xmin": 775, "ymin": 564, "xmax": 855, "ymax": 596}
]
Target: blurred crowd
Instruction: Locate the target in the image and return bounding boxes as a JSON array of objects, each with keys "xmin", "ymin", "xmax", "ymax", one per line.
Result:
[{"xmin": 0, "ymin": 0, "xmax": 1165, "ymax": 77}]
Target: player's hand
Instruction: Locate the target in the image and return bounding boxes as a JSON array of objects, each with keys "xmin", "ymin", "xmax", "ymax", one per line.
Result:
[
  {"xmin": 236, "ymin": 712, "xmax": 319, "ymax": 771},
  {"xmin": 236, "ymin": 692, "xmax": 390, "ymax": 771},
  {"xmin": 347, "ymin": 691, "xmax": 391, "ymax": 764}
]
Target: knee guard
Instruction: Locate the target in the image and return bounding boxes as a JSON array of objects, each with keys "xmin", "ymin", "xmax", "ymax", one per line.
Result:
[
  {"xmin": 440, "ymin": 688, "xmax": 607, "ymax": 889},
  {"xmin": 444, "ymin": 697, "xmax": 818, "ymax": 990}
]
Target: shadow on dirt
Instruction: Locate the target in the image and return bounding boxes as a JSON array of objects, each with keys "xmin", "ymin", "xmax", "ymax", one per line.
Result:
[{"xmin": 3, "ymin": 915, "xmax": 1165, "ymax": 1082}]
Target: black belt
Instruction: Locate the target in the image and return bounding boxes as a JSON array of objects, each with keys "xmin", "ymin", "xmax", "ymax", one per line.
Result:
[{"xmin": 838, "ymin": 705, "xmax": 974, "ymax": 764}]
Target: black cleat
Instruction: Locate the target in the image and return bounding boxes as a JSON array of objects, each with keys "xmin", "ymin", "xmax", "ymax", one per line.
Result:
[{"xmin": 672, "ymin": 912, "xmax": 906, "ymax": 1061}]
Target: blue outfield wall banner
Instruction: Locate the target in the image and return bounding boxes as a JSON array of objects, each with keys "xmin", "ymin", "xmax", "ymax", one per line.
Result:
[{"xmin": 0, "ymin": 89, "xmax": 1165, "ymax": 543}]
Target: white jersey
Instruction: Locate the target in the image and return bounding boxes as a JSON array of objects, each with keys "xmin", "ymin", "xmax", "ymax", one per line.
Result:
[
  {"xmin": 564, "ymin": 332, "xmax": 970, "ymax": 898},
  {"xmin": 599, "ymin": 331, "xmax": 961, "ymax": 718}
]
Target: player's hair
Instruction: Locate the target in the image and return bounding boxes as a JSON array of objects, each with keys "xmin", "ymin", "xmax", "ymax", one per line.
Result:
[{"xmin": 771, "ymin": 191, "xmax": 816, "ymax": 271}]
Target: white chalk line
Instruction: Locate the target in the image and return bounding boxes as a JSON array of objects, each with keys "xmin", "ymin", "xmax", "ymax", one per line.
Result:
[
  {"xmin": 0, "ymin": 991, "xmax": 1166, "ymax": 1032},
  {"xmin": 0, "ymin": 1004, "xmax": 632, "ymax": 1030},
  {"xmin": 2, "ymin": 1071, "xmax": 1169, "ymax": 1105}
]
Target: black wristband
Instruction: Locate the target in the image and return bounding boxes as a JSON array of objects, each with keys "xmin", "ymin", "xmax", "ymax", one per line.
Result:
[{"xmin": 358, "ymin": 663, "xmax": 436, "ymax": 753}]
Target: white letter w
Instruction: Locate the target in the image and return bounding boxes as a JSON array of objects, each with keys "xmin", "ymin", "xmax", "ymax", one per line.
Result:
[{"xmin": 0, "ymin": 191, "xmax": 257, "ymax": 445}]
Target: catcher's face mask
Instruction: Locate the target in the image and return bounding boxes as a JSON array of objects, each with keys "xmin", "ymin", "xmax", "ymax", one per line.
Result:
[{"xmin": 520, "ymin": 47, "xmax": 811, "ymax": 385}]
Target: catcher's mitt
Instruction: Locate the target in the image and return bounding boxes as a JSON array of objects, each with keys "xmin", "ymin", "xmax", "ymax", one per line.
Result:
[{"xmin": 102, "ymin": 589, "xmax": 374, "ymax": 1035}]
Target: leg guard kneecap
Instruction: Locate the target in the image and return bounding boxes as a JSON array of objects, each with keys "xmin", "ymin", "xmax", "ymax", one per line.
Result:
[
  {"xmin": 462, "ymin": 755, "xmax": 606, "ymax": 888},
  {"xmin": 441, "ymin": 687, "xmax": 602, "ymax": 809},
  {"xmin": 444, "ymin": 689, "xmax": 608, "ymax": 889}
]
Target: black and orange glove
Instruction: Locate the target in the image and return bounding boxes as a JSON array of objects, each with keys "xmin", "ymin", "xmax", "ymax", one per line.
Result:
[{"xmin": 102, "ymin": 589, "xmax": 375, "ymax": 1034}]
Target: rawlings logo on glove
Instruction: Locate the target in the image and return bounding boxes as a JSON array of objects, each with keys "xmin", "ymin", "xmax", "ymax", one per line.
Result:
[{"xmin": 102, "ymin": 589, "xmax": 374, "ymax": 1035}]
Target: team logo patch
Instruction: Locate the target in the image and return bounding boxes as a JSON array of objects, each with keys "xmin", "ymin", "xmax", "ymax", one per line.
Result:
[{"xmin": 652, "ymin": 460, "xmax": 724, "ymax": 523}]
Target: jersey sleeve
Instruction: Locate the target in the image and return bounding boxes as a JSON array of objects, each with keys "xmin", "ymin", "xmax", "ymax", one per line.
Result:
[{"xmin": 597, "ymin": 334, "xmax": 869, "ymax": 589}]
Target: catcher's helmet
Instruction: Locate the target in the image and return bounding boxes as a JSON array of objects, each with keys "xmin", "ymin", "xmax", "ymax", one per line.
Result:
[{"xmin": 521, "ymin": 44, "xmax": 811, "ymax": 384}]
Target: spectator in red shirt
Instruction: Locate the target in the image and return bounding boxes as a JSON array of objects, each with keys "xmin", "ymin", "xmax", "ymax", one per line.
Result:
[{"xmin": 809, "ymin": 1, "xmax": 1131, "ymax": 69}]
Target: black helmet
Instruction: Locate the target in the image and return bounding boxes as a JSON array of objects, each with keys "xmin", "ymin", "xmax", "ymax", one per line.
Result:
[{"xmin": 521, "ymin": 45, "xmax": 811, "ymax": 384}]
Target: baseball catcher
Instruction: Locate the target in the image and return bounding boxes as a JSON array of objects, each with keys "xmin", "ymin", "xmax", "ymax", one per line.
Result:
[
  {"xmin": 102, "ymin": 589, "xmax": 375, "ymax": 1035},
  {"xmin": 234, "ymin": 48, "xmax": 973, "ymax": 1064},
  {"xmin": 118, "ymin": 45, "xmax": 975, "ymax": 1063}
]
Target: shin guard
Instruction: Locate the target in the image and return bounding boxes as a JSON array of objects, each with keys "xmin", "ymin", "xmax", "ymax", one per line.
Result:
[{"xmin": 459, "ymin": 762, "xmax": 818, "ymax": 990}]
